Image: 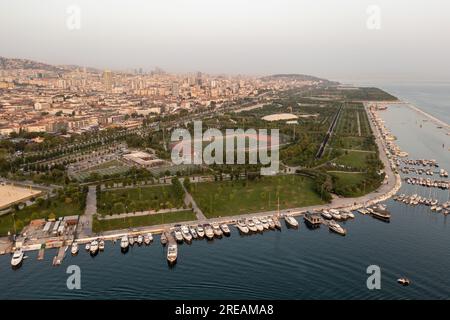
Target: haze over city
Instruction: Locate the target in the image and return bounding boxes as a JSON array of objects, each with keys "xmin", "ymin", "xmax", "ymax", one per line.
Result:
[{"xmin": 1, "ymin": 0, "xmax": 450, "ymax": 81}]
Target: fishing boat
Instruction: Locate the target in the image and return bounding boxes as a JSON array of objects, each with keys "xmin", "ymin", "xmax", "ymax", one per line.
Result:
[
  {"xmin": 160, "ymin": 232, "xmax": 168, "ymax": 246},
  {"xmin": 89, "ymin": 240, "xmax": 99, "ymax": 255},
  {"xmin": 120, "ymin": 235, "xmax": 129, "ymax": 252},
  {"xmin": 71, "ymin": 242, "xmax": 79, "ymax": 256},
  {"xmin": 99, "ymin": 239, "xmax": 105, "ymax": 251},
  {"xmin": 260, "ymin": 217, "xmax": 270, "ymax": 230},
  {"xmin": 174, "ymin": 228, "xmax": 184, "ymax": 243},
  {"xmin": 328, "ymin": 220, "xmax": 346, "ymax": 236},
  {"xmin": 284, "ymin": 215, "xmax": 299, "ymax": 228},
  {"xmin": 236, "ymin": 220, "xmax": 249, "ymax": 234},
  {"xmin": 321, "ymin": 210, "xmax": 332, "ymax": 220},
  {"xmin": 11, "ymin": 249, "xmax": 24, "ymax": 269},
  {"xmin": 167, "ymin": 244, "xmax": 178, "ymax": 265},
  {"xmin": 220, "ymin": 223, "xmax": 231, "ymax": 236},
  {"xmin": 196, "ymin": 224, "xmax": 205, "ymax": 238},
  {"xmin": 246, "ymin": 219, "xmax": 258, "ymax": 232},
  {"xmin": 212, "ymin": 223, "xmax": 223, "ymax": 237},
  {"xmin": 181, "ymin": 225, "xmax": 193, "ymax": 242},
  {"xmin": 137, "ymin": 235, "xmax": 144, "ymax": 246},
  {"xmin": 204, "ymin": 224, "xmax": 215, "ymax": 240},
  {"xmin": 253, "ymin": 217, "xmax": 264, "ymax": 232},
  {"xmin": 189, "ymin": 226, "xmax": 198, "ymax": 239},
  {"xmin": 397, "ymin": 278, "xmax": 411, "ymax": 286}
]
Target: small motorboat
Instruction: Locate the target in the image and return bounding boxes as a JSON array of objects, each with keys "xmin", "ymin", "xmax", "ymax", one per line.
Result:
[
  {"xmin": 284, "ymin": 215, "xmax": 299, "ymax": 228},
  {"xmin": 246, "ymin": 219, "xmax": 258, "ymax": 232},
  {"xmin": 120, "ymin": 235, "xmax": 129, "ymax": 252},
  {"xmin": 220, "ymin": 223, "xmax": 231, "ymax": 236},
  {"xmin": 99, "ymin": 240, "xmax": 105, "ymax": 251},
  {"xmin": 129, "ymin": 236, "xmax": 135, "ymax": 246},
  {"xmin": 253, "ymin": 217, "xmax": 264, "ymax": 232},
  {"xmin": 189, "ymin": 226, "xmax": 198, "ymax": 239},
  {"xmin": 259, "ymin": 217, "xmax": 270, "ymax": 230},
  {"xmin": 212, "ymin": 223, "xmax": 223, "ymax": 237},
  {"xmin": 174, "ymin": 228, "xmax": 184, "ymax": 243},
  {"xmin": 321, "ymin": 210, "xmax": 332, "ymax": 220},
  {"xmin": 267, "ymin": 217, "xmax": 276, "ymax": 229},
  {"xmin": 196, "ymin": 225, "xmax": 205, "ymax": 238},
  {"xmin": 273, "ymin": 217, "xmax": 282, "ymax": 229},
  {"xmin": 85, "ymin": 243, "xmax": 91, "ymax": 251},
  {"xmin": 181, "ymin": 225, "xmax": 193, "ymax": 242},
  {"xmin": 204, "ymin": 224, "xmax": 215, "ymax": 240},
  {"xmin": 137, "ymin": 235, "xmax": 144, "ymax": 246},
  {"xmin": 397, "ymin": 278, "xmax": 411, "ymax": 286},
  {"xmin": 89, "ymin": 240, "xmax": 99, "ymax": 255},
  {"xmin": 236, "ymin": 220, "xmax": 249, "ymax": 234},
  {"xmin": 328, "ymin": 220, "xmax": 346, "ymax": 236}
]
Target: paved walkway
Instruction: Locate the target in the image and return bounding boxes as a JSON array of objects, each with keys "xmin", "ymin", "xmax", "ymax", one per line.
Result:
[
  {"xmin": 180, "ymin": 178, "xmax": 206, "ymax": 220},
  {"xmin": 77, "ymin": 185, "xmax": 96, "ymax": 238}
]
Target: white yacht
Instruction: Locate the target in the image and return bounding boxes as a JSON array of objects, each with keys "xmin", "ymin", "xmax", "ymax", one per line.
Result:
[
  {"xmin": 189, "ymin": 226, "xmax": 198, "ymax": 239},
  {"xmin": 144, "ymin": 233, "xmax": 153, "ymax": 244},
  {"xmin": 204, "ymin": 224, "xmax": 215, "ymax": 240},
  {"xmin": 284, "ymin": 215, "xmax": 299, "ymax": 228},
  {"xmin": 167, "ymin": 244, "xmax": 178, "ymax": 265},
  {"xmin": 128, "ymin": 236, "xmax": 135, "ymax": 246},
  {"xmin": 160, "ymin": 232, "xmax": 168, "ymax": 245},
  {"xmin": 220, "ymin": 223, "xmax": 230, "ymax": 236},
  {"xmin": 328, "ymin": 220, "xmax": 346, "ymax": 236},
  {"xmin": 246, "ymin": 219, "xmax": 258, "ymax": 232},
  {"xmin": 137, "ymin": 235, "xmax": 144, "ymax": 245},
  {"xmin": 236, "ymin": 220, "xmax": 249, "ymax": 234},
  {"xmin": 85, "ymin": 243, "xmax": 91, "ymax": 251},
  {"xmin": 347, "ymin": 212, "xmax": 355, "ymax": 219},
  {"xmin": 120, "ymin": 235, "xmax": 129, "ymax": 251},
  {"xmin": 11, "ymin": 249, "xmax": 24, "ymax": 268},
  {"xmin": 174, "ymin": 228, "xmax": 184, "ymax": 243},
  {"xmin": 321, "ymin": 210, "xmax": 332, "ymax": 220},
  {"xmin": 181, "ymin": 225, "xmax": 193, "ymax": 242},
  {"xmin": 253, "ymin": 217, "xmax": 264, "ymax": 231},
  {"xmin": 196, "ymin": 224, "xmax": 205, "ymax": 238},
  {"xmin": 89, "ymin": 240, "xmax": 99, "ymax": 255},
  {"xmin": 212, "ymin": 223, "xmax": 223, "ymax": 237},
  {"xmin": 99, "ymin": 240, "xmax": 105, "ymax": 251},
  {"xmin": 71, "ymin": 242, "xmax": 79, "ymax": 255},
  {"xmin": 260, "ymin": 217, "xmax": 270, "ymax": 230}
]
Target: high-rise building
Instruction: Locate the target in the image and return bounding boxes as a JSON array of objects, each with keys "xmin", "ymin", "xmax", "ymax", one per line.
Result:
[
  {"xmin": 172, "ymin": 82, "xmax": 180, "ymax": 97},
  {"xmin": 103, "ymin": 70, "xmax": 113, "ymax": 91}
]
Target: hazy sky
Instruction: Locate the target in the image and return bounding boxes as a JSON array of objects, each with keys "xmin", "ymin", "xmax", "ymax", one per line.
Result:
[{"xmin": 1, "ymin": 0, "xmax": 449, "ymax": 81}]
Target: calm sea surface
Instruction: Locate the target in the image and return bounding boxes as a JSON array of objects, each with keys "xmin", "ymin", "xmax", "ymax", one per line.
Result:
[{"xmin": 1, "ymin": 83, "xmax": 449, "ymax": 299}]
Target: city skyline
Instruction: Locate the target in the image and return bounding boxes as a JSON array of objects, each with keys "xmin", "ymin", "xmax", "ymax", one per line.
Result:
[{"xmin": 1, "ymin": 0, "xmax": 450, "ymax": 81}]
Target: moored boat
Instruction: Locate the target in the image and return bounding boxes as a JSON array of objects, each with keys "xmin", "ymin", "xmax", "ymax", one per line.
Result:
[
  {"xmin": 204, "ymin": 224, "xmax": 215, "ymax": 240},
  {"xmin": 220, "ymin": 223, "xmax": 231, "ymax": 236},
  {"xmin": 253, "ymin": 217, "xmax": 264, "ymax": 232},
  {"xmin": 11, "ymin": 249, "xmax": 24, "ymax": 269},
  {"xmin": 71, "ymin": 242, "xmax": 79, "ymax": 256},
  {"xmin": 284, "ymin": 215, "xmax": 299, "ymax": 228},
  {"xmin": 189, "ymin": 226, "xmax": 198, "ymax": 239},
  {"xmin": 120, "ymin": 235, "xmax": 129, "ymax": 252},
  {"xmin": 212, "ymin": 223, "xmax": 223, "ymax": 237},
  {"xmin": 99, "ymin": 239, "xmax": 105, "ymax": 251},
  {"xmin": 236, "ymin": 220, "xmax": 249, "ymax": 234},
  {"xmin": 160, "ymin": 232, "xmax": 168, "ymax": 246},
  {"xmin": 246, "ymin": 219, "xmax": 258, "ymax": 232},
  {"xmin": 328, "ymin": 220, "xmax": 346, "ymax": 236},
  {"xmin": 167, "ymin": 244, "xmax": 178, "ymax": 265},
  {"xmin": 196, "ymin": 224, "xmax": 205, "ymax": 238}
]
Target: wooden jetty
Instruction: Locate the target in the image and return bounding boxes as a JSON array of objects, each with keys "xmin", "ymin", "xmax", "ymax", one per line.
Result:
[
  {"xmin": 37, "ymin": 247, "xmax": 45, "ymax": 260},
  {"xmin": 52, "ymin": 245, "xmax": 67, "ymax": 266}
]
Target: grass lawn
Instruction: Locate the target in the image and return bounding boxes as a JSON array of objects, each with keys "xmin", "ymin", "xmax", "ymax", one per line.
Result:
[
  {"xmin": 334, "ymin": 150, "xmax": 373, "ymax": 169},
  {"xmin": 97, "ymin": 185, "xmax": 184, "ymax": 215},
  {"xmin": 329, "ymin": 171, "xmax": 379, "ymax": 197},
  {"xmin": 0, "ymin": 199, "xmax": 84, "ymax": 236},
  {"xmin": 92, "ymin": 210, "xmax": 196, "ymax": 232},
  {"xmin": 190, "ymin": 175, "xmax": 326, "ymax": 218}
]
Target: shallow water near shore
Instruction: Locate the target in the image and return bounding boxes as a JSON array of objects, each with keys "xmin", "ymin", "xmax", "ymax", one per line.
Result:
[{"xmin": 1, "ymin": 93, "xmax": 450, "ymax": 299}]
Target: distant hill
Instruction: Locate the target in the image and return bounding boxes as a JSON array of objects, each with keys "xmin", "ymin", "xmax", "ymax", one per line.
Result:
[
  {"xmin": 261, "ymin": 74, "xmax": 339, "ymax": 85},
  {"xmin": 0, "ymin": 56, "xmax": 68, "ymax": 72}
]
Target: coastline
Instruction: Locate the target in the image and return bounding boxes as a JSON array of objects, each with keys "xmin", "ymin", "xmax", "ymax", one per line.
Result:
[{"xmin": 2, "ymin": 99, "xmax": 403, "ymax": 253}]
